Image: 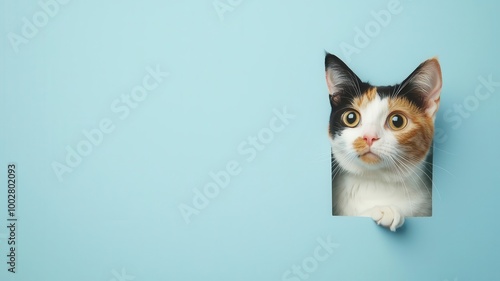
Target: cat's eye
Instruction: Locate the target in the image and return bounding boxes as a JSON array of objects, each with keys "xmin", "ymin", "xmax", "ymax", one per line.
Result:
[
  {"xmin": 387, "ymin": 113, "xmax": 407, "ymax": 130},
  {"xmin": 341, "ymin": 110, "xmax": 360, "ymax": 128}
]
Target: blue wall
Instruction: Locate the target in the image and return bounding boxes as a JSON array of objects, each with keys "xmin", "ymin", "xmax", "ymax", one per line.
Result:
[{"xmin": 1, "ymin": 0, "xmax": 499, "ymax": 280}]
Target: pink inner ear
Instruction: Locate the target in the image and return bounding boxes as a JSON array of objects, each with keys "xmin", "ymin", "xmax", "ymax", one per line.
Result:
[
  {"xmin": 425, "ymin": 80, "xmax": 441, "ymax": 119},
  {"xmin": 325, "ymin": 70, "xmax": 335, "ymax": 95},
  {"xmin": 425, "ymin": 100, "xmax": 439, "ymax": 119},
  {"xmin": 419, "ymin": 58, "xmax": 442, "ymax": 119},
  {"xmin": 325, "ymin": 68, "xmax": 338, "ymax": 95},
  {"xmin": 325, "ymin": 67, "xmax": 348, "ymax": 96}
]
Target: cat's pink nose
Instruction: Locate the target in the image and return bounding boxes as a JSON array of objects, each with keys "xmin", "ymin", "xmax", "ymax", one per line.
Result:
[{"xmin": 363, "ymin": 135, "xmax": 379, "ymax": 146}]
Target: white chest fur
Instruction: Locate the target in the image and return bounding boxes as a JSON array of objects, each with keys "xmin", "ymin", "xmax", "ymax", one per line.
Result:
[{"xmin": 333, "ymin": 168, "xmax": 432, "ymax": 217}]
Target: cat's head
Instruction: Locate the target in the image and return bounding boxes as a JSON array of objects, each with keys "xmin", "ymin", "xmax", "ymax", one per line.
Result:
[{"xmin": 325, "ymin": 53, "xmax": 442, "ymax": 177}]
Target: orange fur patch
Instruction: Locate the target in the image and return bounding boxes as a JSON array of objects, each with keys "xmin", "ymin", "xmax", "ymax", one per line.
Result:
[
  {"xmin": 360, "ymin": 153, "xmax": 381, "ymax": 164},
  {"xmin": 354, "ymin": 87, "xmax": 377, "ymax": 109},
  {"xmin": 388, "ymin": 97, "xmax": 434, "ymax": 162},
  {"xmin": 353, "ymin": 137, "xmax": 368, "ymax": 154},
  {"xmin": 353, "ymin": 137, "xmax": 381, "ymax": 164}
]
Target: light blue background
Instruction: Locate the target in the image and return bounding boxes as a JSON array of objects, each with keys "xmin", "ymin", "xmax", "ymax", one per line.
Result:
[{"xmin": 1, "ymin": 0, "xmax": 499, "ymax": 280}]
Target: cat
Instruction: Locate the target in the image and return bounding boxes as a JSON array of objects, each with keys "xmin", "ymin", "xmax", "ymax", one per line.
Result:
[{"xmin": 325, "ymin": 53, "xmax": 442, "ymax": 231}]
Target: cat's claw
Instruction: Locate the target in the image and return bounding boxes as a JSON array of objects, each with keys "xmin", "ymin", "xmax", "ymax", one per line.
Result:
[{"xmin": 370, "ymin": 206, "xmax": 405, "ymax": 231}]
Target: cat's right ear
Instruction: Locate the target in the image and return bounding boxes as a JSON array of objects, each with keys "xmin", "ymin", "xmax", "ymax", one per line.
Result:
[{"xmin": 325, "ymin": 53, "xmax": 360, "ymax": 106}]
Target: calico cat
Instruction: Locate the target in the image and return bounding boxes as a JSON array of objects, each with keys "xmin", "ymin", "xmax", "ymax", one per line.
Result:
[{"xmin": 325, "ymin": 53, "xmax": 442, "ymax": 231}]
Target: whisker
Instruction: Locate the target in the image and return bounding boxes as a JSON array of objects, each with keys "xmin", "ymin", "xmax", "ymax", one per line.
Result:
[
  {"xmin": 387, "ymin": 155, "xmax": 415, "ymax": 216},
  {"xmin": 393, "ymin": 153, "xmax": 439, "ymax": 201},
  {"xmin": 431, "ymin": 144, "xmax": 456, "ymax": 156}
]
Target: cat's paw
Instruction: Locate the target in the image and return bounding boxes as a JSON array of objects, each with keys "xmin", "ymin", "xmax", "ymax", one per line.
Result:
[{"xmin": 370, "ymin": 206, "xmax": 405, "ymax": 231}]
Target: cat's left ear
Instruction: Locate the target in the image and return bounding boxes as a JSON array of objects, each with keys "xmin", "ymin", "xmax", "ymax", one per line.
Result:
[
  {"xmin": 325, "ymin": 53, "xmax": 362, "ymax": 106},
  {"xmin": 403, "ymin": 58, "xmax": 443, "ymax": 119}
]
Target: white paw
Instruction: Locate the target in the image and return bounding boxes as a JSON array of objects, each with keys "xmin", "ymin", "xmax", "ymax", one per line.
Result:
[{"xmin": 370, "ymin": 206, "xmax": 405, "ymax": 231}]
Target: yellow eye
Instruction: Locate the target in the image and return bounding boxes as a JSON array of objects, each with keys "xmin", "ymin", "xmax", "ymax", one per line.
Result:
[
  {"xmin": 387, "ymin": 113, "xmax": 408, "ymax": 130},
  {"xmin": 342, "ymin": 110, "xmax": 360, "ymax": 128}
]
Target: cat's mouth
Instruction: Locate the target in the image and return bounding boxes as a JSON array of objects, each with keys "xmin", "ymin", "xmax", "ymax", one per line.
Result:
[{"xmin": 359, "ymin": 151, "xmax": 381, "ymax": 164}]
